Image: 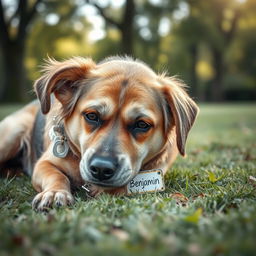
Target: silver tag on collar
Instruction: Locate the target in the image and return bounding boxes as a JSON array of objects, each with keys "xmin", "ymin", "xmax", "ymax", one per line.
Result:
[
  {"xmin": 52, "ymin": 139, "xmax": 69, "ymax": 158},
  {"xmin": 49, "ymin": 125, "xmax": 69, "ymax": 158}
]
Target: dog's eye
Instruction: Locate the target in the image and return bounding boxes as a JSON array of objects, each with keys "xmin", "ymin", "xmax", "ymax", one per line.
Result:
[
  {"xmin": 135, "ymin": 120, "xmax": 151, "ymax": 131},
  {"xmin": 128, "ymin": 120, "xmax": 152, "ymax": 137},
  {"xmin": 136, "ymin": 120, "xmax": 149, "ymax": 129},
  {"xmin": 84, "ymin": 112, "xmax": 99, "ymax": 123}
]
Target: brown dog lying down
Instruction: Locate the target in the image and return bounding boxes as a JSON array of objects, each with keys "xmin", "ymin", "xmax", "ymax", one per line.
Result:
[{"xmin": 0, "ymin": 56, "xmax": 198, "ymax": 210}]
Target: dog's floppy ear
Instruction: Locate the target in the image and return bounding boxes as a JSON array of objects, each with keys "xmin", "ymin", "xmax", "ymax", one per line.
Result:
[
  {"xmin": 34, "ymin": 57, "xmax": 96, "ymax": 114},
  {"xmin": 159, "ymin": 76, "xmax": 199, "ymax": 156}
]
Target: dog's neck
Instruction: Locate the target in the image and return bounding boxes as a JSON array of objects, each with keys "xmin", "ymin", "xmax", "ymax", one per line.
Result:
[
  {"xmin": 65, "ymin": 135, "xmax": 81, "ymax": 159},
  {"xmin": 142, "ymin": 146, "xmax": 168, "ymax": 170},
  {"xmin": 141, "ymin": 141, "xmax": 178, "ymax": 175},
  {"xmin": 61, "ymin": 125, "xmax": 81, "ymax": 159}
]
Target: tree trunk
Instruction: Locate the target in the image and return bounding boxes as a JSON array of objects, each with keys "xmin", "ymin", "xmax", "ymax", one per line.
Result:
[
  {"xmin": 211, "ymin": 48, "xmax": 224, "ymax": 102},
  {"xmin": 89, "ymin": 0, "xmax": 135, "ymax": 56},
  {"xmin": 120, "ymin": 0, "xmax": 135, "ymax": 55},
  {"xmin": 121, "ymin": 25, "xmax": 133, "ymax": 56},
  {"xmin": 0, "ymin": 0, "xmax": 41, "ymax": 102},
  {"xmin": 0, "ymin": 41, "xmax": 27, "ymax": 102}
]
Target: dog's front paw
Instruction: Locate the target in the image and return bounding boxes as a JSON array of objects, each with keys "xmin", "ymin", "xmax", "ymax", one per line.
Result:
[{"xmin": 32, "ymin": 190, "xmax": 74, "ymax": 211}]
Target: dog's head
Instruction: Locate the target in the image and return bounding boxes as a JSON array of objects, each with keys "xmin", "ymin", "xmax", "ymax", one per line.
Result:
[{"xmin": 34, "ymin": 57, "xmax": 198, "ymax": 188}]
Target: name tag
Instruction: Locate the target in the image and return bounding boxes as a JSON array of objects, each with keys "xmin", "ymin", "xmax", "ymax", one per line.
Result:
[{"xmin": 126, "ymin": 169, "xmax": 165, "ymax": 195}]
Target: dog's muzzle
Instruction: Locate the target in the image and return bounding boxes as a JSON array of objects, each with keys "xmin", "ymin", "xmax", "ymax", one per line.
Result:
[{"xmin": 79, "ymin": 150, "xmax": 134, "ymax": 188}]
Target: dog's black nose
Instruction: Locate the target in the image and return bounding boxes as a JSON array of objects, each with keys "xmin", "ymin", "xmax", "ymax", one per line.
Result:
[{"xmin": 90, "ymin": 156, "xmax": 116, "ymax": 181}]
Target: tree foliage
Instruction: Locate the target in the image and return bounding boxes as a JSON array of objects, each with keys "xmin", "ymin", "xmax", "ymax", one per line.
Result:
[{"xmin": 0, "ymin": 0, "xmax": 256, "ymax": 102}]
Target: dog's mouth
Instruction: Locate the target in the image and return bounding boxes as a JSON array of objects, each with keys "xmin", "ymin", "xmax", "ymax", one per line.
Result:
[
  {"xmin": 82, "ymin": 168, "xmax": 135, "ymax": 189},
  {"xmin": 88, "ymin": 169, "xmax": 134, "ymax": 188}
]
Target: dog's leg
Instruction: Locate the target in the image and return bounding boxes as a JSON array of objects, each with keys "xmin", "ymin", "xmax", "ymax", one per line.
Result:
[
  {"xmin": 0, "ymin": 102, "xmax": 38, "ymax": 165},
  {"xmin": 32, "ymin": 159, "xmax": 74, "ymax": 210}
]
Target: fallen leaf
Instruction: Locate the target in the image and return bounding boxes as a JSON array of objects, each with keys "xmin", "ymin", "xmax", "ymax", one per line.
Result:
[
  {"xmin": 207, "ymin": 171, "xmax": 224, "ymax": 183},
  {"xmin": 192, "ymin": 193, "xmax": 206, "ymax": 201},
  {"xmin": 188, "ymin": 243, "xmax": 201, "ymax": 255},
  {"xmin": 184, "ymin": 208, "xmax": 203, "ymax": 224},
  {"xmin": 244, "ymin": 152, "xmax": 255, "ymax": 161},
  {"xmin": 111, "ymin": 228, "xmax": 129, "ymax": 241},
  {"xmin": 207, "ymin": 171, "xmax": 218, "ymax": 182},
  {"xmin": 12, "ymin": 235, "xmax": 24, "ymax": 246},
  {"xmin": 248, "ymin": 176, "xmax": 256, "ymax": 187},
  {"xmin": 169, "ymin": 192, "xmax": 188, "ymax": 206}
]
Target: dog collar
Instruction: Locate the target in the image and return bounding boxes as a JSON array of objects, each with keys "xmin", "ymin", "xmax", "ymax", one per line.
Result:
[{"xmin": 49, "ymin": 124, "xmax": 69, "ymax": 158}]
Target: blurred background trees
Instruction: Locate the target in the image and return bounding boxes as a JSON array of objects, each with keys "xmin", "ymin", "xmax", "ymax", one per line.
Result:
[{"xmin": 0, "ymin": 0, "xmax": 255, "ymax": 103}]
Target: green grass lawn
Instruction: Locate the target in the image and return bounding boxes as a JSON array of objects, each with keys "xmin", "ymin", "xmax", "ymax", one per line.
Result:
[{"xmin": 0, "ymin": 103, "xmax": 256, "ymax": 256}]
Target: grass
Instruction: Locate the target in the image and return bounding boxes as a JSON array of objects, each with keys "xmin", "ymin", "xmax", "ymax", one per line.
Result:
[{"xmin": 0, "ymin": 103, "xmax": 256, "ymax": 256}]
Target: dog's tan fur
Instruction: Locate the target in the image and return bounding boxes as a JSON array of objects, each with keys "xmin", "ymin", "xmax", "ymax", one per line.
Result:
[{"xmin": 0, "ymin": 57, "xmax": 198, "ymax": 210}]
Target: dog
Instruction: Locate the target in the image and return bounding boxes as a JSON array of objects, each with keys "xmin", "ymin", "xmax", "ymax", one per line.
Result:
[{"xmin": 0, "ymin": 56, "xmax": 198, "ymax": 210}]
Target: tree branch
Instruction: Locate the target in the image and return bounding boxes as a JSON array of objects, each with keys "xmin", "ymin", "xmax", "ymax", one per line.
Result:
[
  {"xmin": 6, "ymin": 3, "xmax": 20, "ymax": 28},
  {"xmin": 225, "ymin": 8, "xmax": 240, "ymax": 44},
  {"xmin": 0, "ymin": 0, "xmax": 10, "ymax": 44},
  {"xmin": 86, "ymin": 0, "xmax": 122, "ymax": 30}
]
